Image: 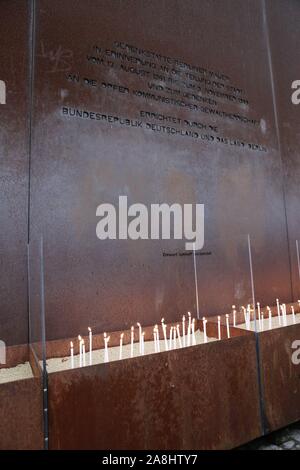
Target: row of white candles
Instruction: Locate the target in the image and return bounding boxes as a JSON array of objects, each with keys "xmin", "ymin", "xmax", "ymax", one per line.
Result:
[
  {"xmin": 239, "ymin": 299, "xmax": 298, "ymax": 331},
  {"xmin": 110, "ymin": 313, "xmax": 209, "ymax": 363},
  {"xmin": 69, "ymin": 312, "xmax": 222, "ymax": 368},
  {"xmin": 69, "ymin": 300, "xmax": 299, "ymax": 368}
]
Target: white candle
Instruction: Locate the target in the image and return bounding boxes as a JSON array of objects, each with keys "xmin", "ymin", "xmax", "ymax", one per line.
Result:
[
  {"xmin": 173, "ymin": 327, "xmax": 177, "ymax": 349},
  {"xmin": 276, "ymin": 298, "xmax": 281, "ymax": 326},
  {"xmin": 88, "ymin": 327, "xmax": 92, "ymax": 365},
  {"xmin": 291, "ymin": 306, "xmax": 296, "ymax": 324},
  {"xmin": 187, "ymin": 312, "xmax": 192, "ymax": 346},
  {"xmin": 246, "ymin": 305, "xmax": 251, "ymax": 330},
  {"xmin": 268, "ymin": 306, "xmax": 272, "ymax": 330},
  {"xmin": 153, "ymin": 328, "xmax": 157, "ymax": 353},
  {"xmin": 169, "ymin": 326, "xmax": 173, "ymax": 350},
  {"xmin": 119, "ymin": 333, "xmax": 124, "ymax": 360},
  {"xmin": 261, "ymin": 313, "xmax": 264, "ymax": 332},
  {"xmin": 137, "ymin": 322, "xmax": 142, "ymax": 354},
  {"xmin": 161, "ymin": 318, "xmax": 168, "ymax": 351},
  {"xmin": 226, "ymin": 314, "xmax": 230, "ymax": 339},
  {"xmin": 82, "ymin": 340, "xmax": 86, "ymax": 366},
  {"xmin": 192, "ymin": 318, "xmax": 196, "ymax": 345},
  {"xmin": 176, "ymin": 324, "xmax": 182, "ymax": 348},
  {"xmin": 203, "ymin": 317, "xmax": 207, "ymax": 343},
  {"xmin": 232, "ymin": 305, "xmax": 236, "ymax": 327},
  {"xmin": 242, "ymin": 306, "xmax": 247, "ymax": 324},
  {"xmin": 182, "ymin": 315, "xmax": 186, "ymax": 347},
  {"xmin": 217, "ymin": 316, "xmax": 221, "ymax": 340},
  {"xmin": 70, "ymin": 341, "xmax": 74, "ymax": 369},
  {"xmin": 257, "ymin": 302, "xmax": 261, "ymax": 331},
  {"xmin": 283, "ymin": 303, "xmax": 287, "ymax": 326},
  {"xmin": 130, "ymin": 326, "xmax": 134, "ymax": 358},
  {"xmin": 155, "ymin": 325, "xmax": 160, "ymax": 352},
  {"xmin": 104, "ymin": 332, "xmax": 110, "ymax": 363},
  {"xmin": 78, "ymin": 335, "xmax": 82, "ymax": 367}
]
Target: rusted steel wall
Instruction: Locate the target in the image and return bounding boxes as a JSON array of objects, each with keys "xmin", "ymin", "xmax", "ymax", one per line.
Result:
[
  {"xmin": 0, "ymin": 345, "xmax": 44, "ymax": 450},
  {"xmin": 48, "ymin": 331, "xmax": 261, "ymax": 449},
  {"xmin": 28, "ymin": 0, "xmax": 294, "ymax": 342},
  {"xmin": 265, "ymin": 0, "xmax": 300, "ymax": 301},
  {"xmin": 0, "ymin": 0, "xmax": 30, "ymax": 346},
  {"xmin": 258, "ymin": 323, "xmax": 300, "ymax": 433},
  {"xmin": 0, "ymin": 377, "xmax": 44, "ymax": 450}
]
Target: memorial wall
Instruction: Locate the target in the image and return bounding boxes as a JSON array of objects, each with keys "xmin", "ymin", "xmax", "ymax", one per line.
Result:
[
  {"xmin": 1, "ymin": 0, "xmax": 300, "ymax": 345},
  {"xmin": 0, "ymin": 0, "xmax": 30, "ymax": 345}
]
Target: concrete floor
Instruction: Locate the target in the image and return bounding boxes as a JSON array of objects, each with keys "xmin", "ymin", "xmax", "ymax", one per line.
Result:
[{"xmin": 238, "ymin": 421, "xmax": 300, "ymax": 450}]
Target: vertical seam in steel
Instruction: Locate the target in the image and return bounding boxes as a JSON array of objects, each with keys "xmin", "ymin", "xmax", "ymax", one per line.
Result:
[
  {"xmin": 248, "ymin": 235, "xmax": 267, "ymax": 435},
  {"xmin": 27, "ymin": 0, "xmax": 35, "ymax": 245},
  {"xmin": 261, "ymin": 0, "xmax": 294, "ymax": 301},
  {"xmin": 254, "ymin": 332, "xmax": 267, "ymax": 435},
  {"xmin": 27, "ymin": 0, "xmax": 36, "ymax": 346},
  {"xmin": 40, "ymin": 237, "xmax": 49, "ymax": 449}
]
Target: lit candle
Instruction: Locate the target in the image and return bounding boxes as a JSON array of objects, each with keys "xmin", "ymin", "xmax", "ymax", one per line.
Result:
[
  {"xmin": 232, "ymin": 305, "xmax": 236, "ymax": 327},
  {"xmin": 257, "ymin": 302, "xmax": 261, "ymax": 331},
  {"xmin": 267, "ymin": 306, "xmax": 272, "ymax": 330},
  {"xmin": 176, "ymin": 324, "xmax": 182, "ymax": 348},
  {"xmin": 291, "ymin": 306, "xmax": 296, "ymax": 325},
  {"xmin": 192, "ymin": 318, "xmax": 196, "ymax": 345},
  {"xmin": 276, "ymin": 298, "xmax": 281, "ymax": 326},
  {"xmin": 155, "ymin": 325, "xmax": 160, "ymax": 352},
  {"xmin": 70, "ymin": 341, "xmax": 74, "ymax": 369},
  {"xmin": 173, "ymin": 327, "xmax": 177, "ymax": 349},
  {"xmin": 161, "ymin": 318, "xmax": 168, "ymax": 351},
  {"xmin": 187, "ymin": 312, "xmax": 192, "ymax": 346},
  {"xmin": 82, "ymin": 340, "xmax": 86, "ymax": 367},
  {"xmin": 226, "ymin": 314, "xmax": 230, "ymax": 339},
  {"xmin": 104, "ymin": 332, "xmax": 110, "ymax": 363},
  {"xmin": 169, "ymin": 326, "xmax": 173, "ymax": 350},
  {"xmin": 119, "ymin": 333, "xmax": 124, "ymax": 360},
  {"xmin": 203, "ymin": 317, "xmax": 207, "ymax": 343},
  {"xmin": 78, "ymin": 335, "xmax": 82, "ymax": 367},
  {"xmin": 242, "ymin": 306, "xmax": 247, "ymax": 324},
  {"xmin": 137, "ymin": 322, "xmax": 142, "ymax": 354},
  {"xmin": 88, "ymin": 327, "xmax": 92, "ymax": 365},
  {"xmin": 246, "ymin": 305, "xmax": 251, "ymax": 330},
  {"xmin": 217, "ymin": 316, "xmax": 221, "ymax": 340},
  {"xmin": 130, "ymin": 326, "xmax": 134, "ymax": 358},
  {"xmin": 182, "ymin": 315, "xmax": 186, "ymax": 347},
  {"xmin": 283, "ymin": 303, "xmax": 287, "ymax": 326}
]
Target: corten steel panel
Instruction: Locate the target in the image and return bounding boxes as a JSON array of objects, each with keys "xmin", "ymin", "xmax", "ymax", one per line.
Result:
[
  {"xmin": 48, "ymin": 332, "xmax": 261, "ymax": 450},
  {"xmin": 258, "ymin": 323, "xmax": 300, "ymax": 433},
  {"xmin": 0, "ymin": 1, "xmax": 30, "ymax": 345},
  {"xmin": 0, "ymin": 377, "xmax": 43, "ymax": 450},
  {"xmin": 30, "ymin": 0, "xmax": 292, "ymax": 341},
  {"xmin": 265, "ymin": 0, "xmax": 300, "ymax": 300}
]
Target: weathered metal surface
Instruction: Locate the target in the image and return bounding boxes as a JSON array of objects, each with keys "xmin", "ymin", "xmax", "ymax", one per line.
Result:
[
  {"xmin": 0, "ymin": 345, "xmax": 44, "ymax": 450},
  {"xmin": 41, "ymin": 319, "xmax": 200, "ymax": 359},
  {"xmin": 0, "ymin": 344, "xmax": 28, "ymax": 369},
  {"xmin": 29, "ymin": 0, "xmax": 292, "ymax": 342},
  {"xmin": 265, "ymin": 0, "xmax": 300, "ymax": 301},
  {"xmin": 210, "ymin": 301, "xmax": 300, "ymax": 326},
  {"xmin": 0, "ymin": 377, "xmax": 44, "ymax": 450},
  {"xmin": 0, "ymin": 0, "xmax": 30, "ymax": 345},
  {"xmin": 258, "ymin": 323, "xmax": 300, "ymax": 433},
  {"xmin": 48, "ymin": 330, "xmax": 261, "ymax": 449}
]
